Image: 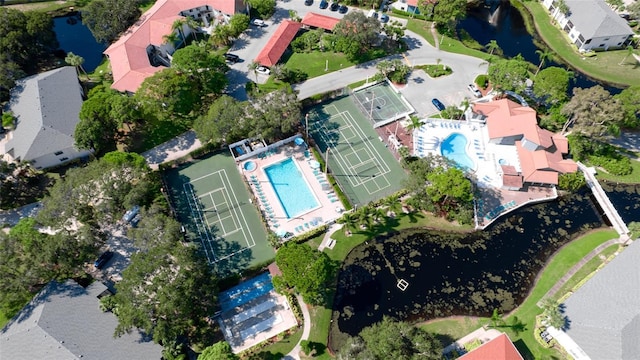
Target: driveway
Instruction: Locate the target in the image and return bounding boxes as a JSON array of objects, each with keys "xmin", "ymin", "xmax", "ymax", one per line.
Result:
[{"xmin": 0, "ymin": 202, "xmax": 42, "ymax": 227}]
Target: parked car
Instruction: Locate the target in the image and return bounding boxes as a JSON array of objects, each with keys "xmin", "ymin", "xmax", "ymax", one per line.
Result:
[
  {"xmin": 467, "ymin": 83, "xmax": 482, "ymax": 97},
  {"xmin": 338, "ymin": 4, "xmax": 348, "ymax": 13},
  {"xmin": 122, "ymin": 205, "xmax": 140, "ymax": 223},
  {"xmin": 380, "ymin": 14, "xmax": 389, "ymax": 23},
  {"xmin": 251, "ymin": 19, "xmax": 266, "ymax": 27},
  {"xmin": 94, "ymin": 250, "xmax": 114, "ymax": 269},
  {"xmin": 305, "ymin": 0, "xmax": 313, "ymax": 5},
  {"xmin": 319, "ymin": 0, "xmax": 328, "ymax": 9},
  {"xmin": 432, "ymin": 98, "xmax": 445, "ymax": 111},
  {"xmin": 368, "ymin": 9, "xmax": 379, "ymax": 19},
  {"xmin": 330, "ymin": 2, "xmax": 339, "ymax": 11},
  {"xmin": 256, "ymin": 66, "xmax": 271, "ymax": 75},
  {"xmin": 224, "ymin": 53, "xmax": 240, "ymax": 63},
  {"xmin": 130, "ymin": 214, "xmax": 142, "ymax": 228}
]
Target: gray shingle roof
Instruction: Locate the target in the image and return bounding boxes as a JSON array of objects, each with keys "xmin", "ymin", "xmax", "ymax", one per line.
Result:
[
  {"xmin": 5, "ymin": 67, "xmax": 84, "ymax": 161},
  {"xmin": 565, "ymin": 0, "xmax": 633, "ymax": 40},
  {"xmin": 0, "ymin": 280, "xmax": 162, "ymax": 360},
  {"xmin": 563, "ymin": 239, "xmax": 640, "ymax": 360}
]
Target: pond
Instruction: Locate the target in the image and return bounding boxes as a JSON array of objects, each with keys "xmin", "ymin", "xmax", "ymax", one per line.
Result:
[
  {"xmin": 329, "ymin": 190, "xmax": 604, "ymax": 351},
  {"xmin": 53, "ymin": 14, "xmax": 106, "ymax": 73},
  {"xmin": 602, "ymin": 182, "xmax": 640, "ymax": 224},
  {"xmin": 457, "ymin": 0, "xmax": 622, "ymax": 94}
]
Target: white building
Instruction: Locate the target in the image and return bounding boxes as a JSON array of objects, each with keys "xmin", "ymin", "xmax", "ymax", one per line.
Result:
[{"xmin": 542, "ymin": 0, "xmax": 634, "ymax": 52}]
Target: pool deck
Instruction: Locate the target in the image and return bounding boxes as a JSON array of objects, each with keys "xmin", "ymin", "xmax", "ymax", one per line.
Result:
[
  {"xmin": 412, "ymin": 119, "xmax": 558, "ymax": 229},
  {"xmin": 239, "ymin": 144, "xmax": 344, "ymax": 238}
]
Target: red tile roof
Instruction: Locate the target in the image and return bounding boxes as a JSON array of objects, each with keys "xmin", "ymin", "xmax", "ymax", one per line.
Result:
[
  {"xmin": 301, "ymin": 12, "xmax": 340, "ymax": 31},
  {"xmin": 459, "ymin": 333, "xmax": 524, "ymax": 360},
  {"xmin": 516, "ymin": 140, "xmax": 578, "ymax": 185},
  {"xmin": 474, "ymin": 99, "xmax": 545, "ymax": 146},
  {"xmin": 104, "ymin": 0, "xmax": 244, "ymax": 93},
  {"xmin": 254, "ymin": 20, "xmax": 302, "ymax": 67}
]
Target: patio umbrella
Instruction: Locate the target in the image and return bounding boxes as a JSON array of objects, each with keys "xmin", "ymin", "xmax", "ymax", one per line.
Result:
[
  {"xmin": 309, "ymin": 160, "xmax": 321, "ymax": 169},
  {"xmin": 294, "ymin": 137, "xmax": 305, "ymax": 146}
]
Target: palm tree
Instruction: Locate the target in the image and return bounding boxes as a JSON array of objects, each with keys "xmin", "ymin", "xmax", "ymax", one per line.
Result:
[
  {"xmin": 405, "ymin": 115, "xmax": 424, "ymax": 133},
  {"xmin": 556, "ymin": 0, "xmax": 569, "ymax": 17},
  {"xmin": 619, "ymin": 45, "xmax": 636, "ymax": 65},
  {"xmin": 163, "ymin": 32, "xmax": 180, "ymax": 49},
  {"xmin": 539, "ymin": 298, "xmax": 565, "ymax": 329},
  {"xmin": 535, "ymin": 49, "xmax": 553, "ymax": 75},
  {"xmin": 65, "ymin": 52, "xmax": 88, "ymax": 81},
  {"xmin": 337, "ymin": 212, "xmax": 358, "ymax": 236},
  {"xmin": 171, "ymin": 19, "xmax": 187, "ymax": 46},
  {"xmin": 248, "ymin": 61, "xmax": 260, "ymax": 83},
  {"xmin": 210, "ymin": 25, "xmax": 231, "ymax": 48},
  {"xmin": 486, "ymin": 40, "xmax": 500, "ymax": 56},
  {"xmin": 355, "ymin": 206, "xmax": 373, "ymax": 229},
  {"xmin": 382, "ymin": 194, "xmax": 401, "ymax": 217}
]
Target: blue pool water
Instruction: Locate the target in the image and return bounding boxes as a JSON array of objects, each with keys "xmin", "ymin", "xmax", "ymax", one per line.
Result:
[
  {"xmin": 243, "ymin": 161, "xmax": 256, "ymax": 171},
  {"xmin": 440, "ymin": 133, "xmax": 475, "ymax": 170},
  {"xmin": 264, "ymin": 158, "xmax": 319, "ymax": 218},
  {"xmin": 219, "ymin": 273, "xmax": 273, "ymax": 311}
]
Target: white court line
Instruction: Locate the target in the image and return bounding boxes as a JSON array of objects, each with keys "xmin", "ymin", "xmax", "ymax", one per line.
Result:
[
  {"xmin": 187, "ymin": 168, "xmax": 256, "ymax": 263},
  {"xmin": 183, "ymin": 183, "xmax": 216, "ymax": 263}
]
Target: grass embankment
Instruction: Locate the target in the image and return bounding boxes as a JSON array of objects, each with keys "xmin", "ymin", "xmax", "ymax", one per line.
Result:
[
  {"xmin": 422, "ymin": 229, "xmax": 618, "ymax": 358},
  {"xmin": 520, "ymin": 1, "xmax": 640, "ymax": 87}
]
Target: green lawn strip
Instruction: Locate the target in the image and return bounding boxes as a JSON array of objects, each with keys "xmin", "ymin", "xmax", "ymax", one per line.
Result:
[
  {"xmin": 594, "ymin": 159, "xmax": 640, "ymax": 184},
  {"xmin": 412, "ymin": 229, "xmax": 617, "ymax": 358},
  {"xmin": 500, "ymin": 229, "xmax": 618, "ymax": 358},
  {"xmin": 551, "ymin": 244, "xmax": 621, "ymax": 302},
  {"xmin": 256, "ymin": 77, "xmax": 290, "ymax": 93},
  {"xmin": 250, "ymin": 327, "xmax": 303, "ymax": 359},
  {"xmin": 521, "ymin": 1, "xmax": 639, "ymax": 87},
  {"xmin": 284, "ymin": 52, "xmax": 355, "ymax": 79},
  {"xmin": 418, "ymin": 316, "xmax": 489, "ymax": 344},
  {"xmin": 406, "ymin": 20, "xmax": 494, "ymax": 60}
]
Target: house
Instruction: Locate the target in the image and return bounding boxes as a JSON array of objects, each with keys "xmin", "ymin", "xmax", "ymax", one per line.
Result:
[
  {"xmin": 301, "ymin": 12, "xmax": 340, "ymax": 32},
  {"xmin": 555, "ymin": 238, "xmax": 640, "ymax": 359},
  {"xmin": 1, "ymin": 67, "xmax": 93, "ymax": 170},
  {"xmin": 254, "ymin": 20, "xmax": 302, "ymax": 67},
  {"xmin": 0, "ymin": 279, "xmax": 162, "ymax": 359},
  {"xmin": 542, "ymin": 0, "xmax": 633, "ymax": 52},
  {"xmin": 104, "ymin": 0, "xmax": 246, "ymax": 93},
  {"xmin": 473, "ymin": 98, "xmax": 577, "ymax": 189},
  {"xmin": 459, "ymin": 333, "xmax": 524, "ymax": 360}
]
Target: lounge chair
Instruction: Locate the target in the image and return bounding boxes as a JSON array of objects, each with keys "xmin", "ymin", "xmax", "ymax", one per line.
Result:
[{"xmin": 304, "ymin": 223, "xmax": 309, "ymax": 228}]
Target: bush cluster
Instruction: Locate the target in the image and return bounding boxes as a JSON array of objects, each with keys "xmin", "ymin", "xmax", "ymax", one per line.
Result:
[{"xmin": 588, "ymin": 155, "xmax": 632, "ymax": 176}]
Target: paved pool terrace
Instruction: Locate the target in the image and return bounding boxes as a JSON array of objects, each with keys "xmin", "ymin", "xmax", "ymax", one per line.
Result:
[
  {"xmin": 238, "ymin": 142, "xmax": 344, "ymax": 238},
  {"xmin": 413, "ymin": 119, "xmax": 557, "ymax": 229}
]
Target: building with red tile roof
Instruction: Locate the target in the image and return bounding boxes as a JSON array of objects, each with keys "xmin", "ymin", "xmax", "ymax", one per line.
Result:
[
  {"xmin": 301, "ymin": 12, "xmax": 340, "ymax": 31},
  {"xmin": 104, "ymin": 0, "xmax": 245, "ymax": 93},
  {"xmin": 254, "ymin": 20, "xmax": 302, "ymax": 67},
  {"xmin": 473, "ymin": 98, "xmax": 577, "ymax": 188},
  {"xmin": 459, "ymin": 333, "xmax": 524, "ymax": 360}
]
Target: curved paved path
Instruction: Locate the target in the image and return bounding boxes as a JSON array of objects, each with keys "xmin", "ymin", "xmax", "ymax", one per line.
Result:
[
  {"xmin": 284, "ymin": 295, "xmax": 311, "ymax": 360},
  {"xmin": 539, "ymin": 237, "xmax": 624, "ymax": 304}
]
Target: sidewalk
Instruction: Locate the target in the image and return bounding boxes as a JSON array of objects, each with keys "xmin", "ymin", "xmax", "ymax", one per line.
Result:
[
  {"xmin": 284, "ymin": 295, "xmax": 312, "ymax": 360},
  {"xmin": 141, "ymin": 130, "xmax": 202, "ymax": 170}
]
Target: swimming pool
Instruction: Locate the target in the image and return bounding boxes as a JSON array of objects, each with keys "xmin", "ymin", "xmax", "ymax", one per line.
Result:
[
  {"xmin": 440, "ymin": 133, "xmax": 475, "ymax": 170},
  {"xmin": 264, "ymin": 158, "xmax": 319, "ymax": 218}
]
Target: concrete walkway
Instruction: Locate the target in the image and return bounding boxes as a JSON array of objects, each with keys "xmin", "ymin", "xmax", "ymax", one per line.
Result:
[
  {"xmin": 318, "ymin": 222, "xmax": 342, "ymax": 252},
  {"xmin": 141, "ymin": 130, "xmax": 202, "ymax": 170},
  {"xmin": 539, "ymin": 237, "xmax": 624, "ymax": 303},
  {"xmin": 284, "ymin": 295, "xmax": 312, "ymax": 360}
]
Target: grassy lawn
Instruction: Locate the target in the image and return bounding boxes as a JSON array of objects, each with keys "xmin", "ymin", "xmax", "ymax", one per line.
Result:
[
  {"xmin": 413, "ymin": 228, "xmax": 617, "ymax": 359},
  {"xmin": 552, "ymin": 244, "xmax": 621, "ymax": 302},
  {"xmin": 248, "ymin": 327, "xmax": 303, "ymax": 359},
  {"xmin": 284, "ymin": 52, "xmax": 355, "ymax": 79},
  {"xmin": 595, "ymin": 158, "xmax": 640, "ymax": 184},
  {"xmin": 521, "ymin": 1, "xmax": 640, "ymax": 87},
  {"xmin": 406, "ymin": 20, "xmax": 497, "ymax": 61}
]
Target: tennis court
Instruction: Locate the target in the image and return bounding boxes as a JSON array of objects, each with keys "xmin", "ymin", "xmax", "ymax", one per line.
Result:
[
  {"xmin": 307, "ymin": 94, "xmax": 406, "ymax": 206},
  {"xmin": 350, "ymin": 81, "xmax": 415, "ymax": 128},
  {"xmin": 163, "ymin": 152, "xmax": 274, "ymax": 275}
]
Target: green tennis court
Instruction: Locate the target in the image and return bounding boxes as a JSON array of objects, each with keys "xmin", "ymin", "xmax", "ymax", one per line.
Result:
[
  {"xmin": 307, "ymin": 94, "xmax": 406, "ymax": 206},
  {"xmin": 163, "ymin": 151, "xmax": 273, "ymax": 275},
  {"xmin": 350, "ymin": 81, "xmax": 415, "ymax": 128}
]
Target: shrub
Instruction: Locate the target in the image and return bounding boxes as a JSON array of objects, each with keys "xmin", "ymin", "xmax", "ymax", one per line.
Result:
[
  {"xmin": 475, "ymin": 74, "xmax": 489, "ymax": 89},
  {"xmin": 588, "ymin": 155, "xmax": 632, "ymax": 176},
  {"xmin": 2, "ymin": 112, "xmax": 15, "ymax": 128},
  {"xmin": 558, "ymin": 171, "xmax": 586, "ymax": 191},
  {"xmin": 390, "ymin": 8, "xmax": 428, "ymax": 21},
  {"xmin": 300, "ymin": 340, "xmax": 313, "ymax": 355}
]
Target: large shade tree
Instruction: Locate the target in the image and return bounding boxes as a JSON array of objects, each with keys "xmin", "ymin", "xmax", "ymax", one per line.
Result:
[
  {"xmin": 533, "ymin": 66, "xmax": 572, "ymax": 105},
  {"xmin": 488, "ymin": 55, "xmax": 529, "ymax": 92},
  {"xmin": 194, "ymin": 95, "xmax": 247, "ymax": 144},
  {"xmin": 82, "ymin": 0, "xmax": 141, "ymax": 44},
  {"xmin": 614, "ymin": 85, "xmax": 640, "ymax": 128},
  {"xmin": 247, "ymin": 88, "xmax": 302, "ymax": 142},
  {"xmin": 338, "ymin": 317, "xmax": 442, "ymax": 360},
  {"xmin": 332, "ymin": 11, "xmax": 381, "ymax": 60},
  {"xmin": 273, "ymin": 242, "xmax": 333, "ymax": 305},
  {"xmin": 561, "ymin": 85, "xmax": 625, "ymax": 139}
]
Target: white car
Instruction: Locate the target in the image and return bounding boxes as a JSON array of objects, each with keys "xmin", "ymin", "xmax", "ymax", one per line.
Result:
[
  {"xmin": 467, "ymin": 83, "xmax": 482, "ymax": 97},
  {"xmin": 256, "ymin": 66, "xmax": 271, "ymax": 75},
  {"xmin": 251, "ymin": 19, "xmax": 266, "ymax": 27}
]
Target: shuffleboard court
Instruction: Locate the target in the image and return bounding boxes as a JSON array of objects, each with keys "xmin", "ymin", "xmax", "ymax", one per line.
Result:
[
  {"xmin": 307, "ymin": 94, "xmax": 406, "ymax": 206},
  {"xmin": 163, "ymin": 152, "xmax": 274, "ymax": 275}
]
